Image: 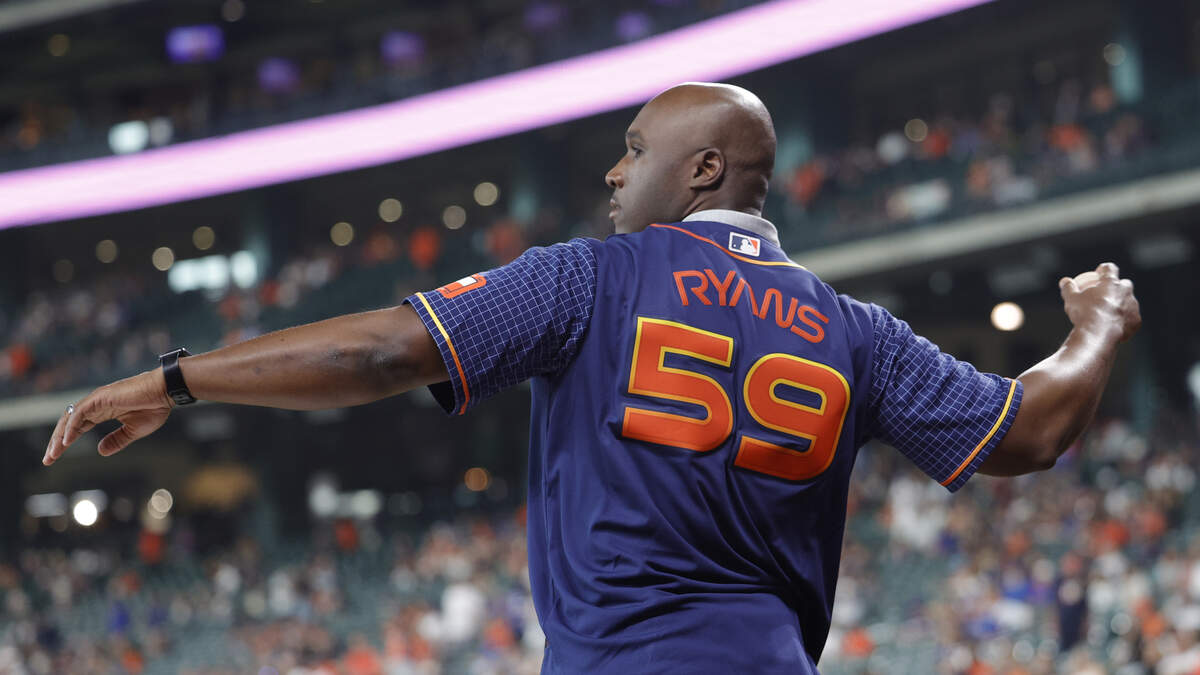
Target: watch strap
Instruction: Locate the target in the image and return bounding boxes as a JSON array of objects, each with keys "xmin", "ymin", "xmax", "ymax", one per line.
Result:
[{"xmin": 160, "ymin": 348, "xmax": 196, "ymax": 406}]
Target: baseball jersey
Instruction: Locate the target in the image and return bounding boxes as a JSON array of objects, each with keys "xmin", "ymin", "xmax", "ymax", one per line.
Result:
[{"xmin": 404, "ymin": 211, "xmax": 1022, "ymax": 673}]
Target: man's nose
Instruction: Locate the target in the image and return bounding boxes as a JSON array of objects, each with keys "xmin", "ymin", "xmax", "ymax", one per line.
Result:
[{"xmin": 605, "ymin": 162, "xmax": 623, "ymax": 189}]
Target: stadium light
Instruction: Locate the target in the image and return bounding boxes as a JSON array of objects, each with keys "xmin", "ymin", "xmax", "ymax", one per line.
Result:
[
  {"xmin": 330, "ymin": 221, "xmax": 354, "ymax": 246},
  {"xmin": 474, "ymin": 182, "xmax": 500, "ymax": 207},
  {"xmin": 152, "ymin": 246, "xmax": 175, "ymax": 271},
  {"xmin": 0, "ymin": 0, "xmax": 993, "ymax": 229},
  {"xmin": 442, "ymin": 206, "xmax": 466, "ymax": 230},
  {"xmin": 25, "ymin": 492, "xmax": 67, "ymax": 518},
  {"xmin": 149, "ymin": 488, "xmax": 174, "ymax": 516},
  {"xmin": 95, "ymin": 239, "xmax": 118, "ymax": 263},
  {"xmin": 990, "ymin": 302, "xmax": 1024, "ymax": 331},
  {"xmin": 192, "ymin": 225, "xmax": 216, "ymax": 250},
  {"xmin": 378, "ymin": 198, "xmax": 403, "ymax": 222},
  {"xmin": 73, "ymin": 499, "xmax": 98, "ymax": 526}
]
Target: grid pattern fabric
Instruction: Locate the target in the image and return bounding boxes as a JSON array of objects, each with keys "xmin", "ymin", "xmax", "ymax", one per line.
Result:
[
  {"xmin": 405, "ymin": 239, "xmax": 598, "ymax": 415},
  {"xmin": 866, "ymin": 304, "xmax": 1023, "ymax": 492}
]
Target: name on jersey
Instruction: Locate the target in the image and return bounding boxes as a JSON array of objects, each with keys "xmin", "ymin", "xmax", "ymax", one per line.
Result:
[{"xmin": 672, "ymin": 268, "xmax": 829, "ymax": 343}]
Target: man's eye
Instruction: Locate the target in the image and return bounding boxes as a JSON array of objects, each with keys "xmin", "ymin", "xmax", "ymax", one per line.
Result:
[{"xmin": 631, "ymin": 147, "xmax": 644, "ymax": 157}]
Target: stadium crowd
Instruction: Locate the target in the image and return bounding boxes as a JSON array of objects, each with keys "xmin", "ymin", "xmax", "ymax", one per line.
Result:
[
  {"xmin": 778, "ymin": 77, "xmax": 1153, "ymax": 245},
  {"xmin": 2, "ymin": 411, "xmax": 1199, "ymax": 674}
]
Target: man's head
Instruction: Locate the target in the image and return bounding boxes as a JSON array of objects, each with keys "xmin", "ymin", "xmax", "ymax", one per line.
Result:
[{"xmin": 605, "ymin": 82, "xmax": 776, "ymax": 234}]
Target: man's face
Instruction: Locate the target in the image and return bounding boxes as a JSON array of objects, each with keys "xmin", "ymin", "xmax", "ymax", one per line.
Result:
[{"xmin": 604, "ymin": 102, "xmax": 691, "ymax": 234}]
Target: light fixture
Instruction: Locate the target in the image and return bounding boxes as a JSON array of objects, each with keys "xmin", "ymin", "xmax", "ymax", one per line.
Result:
[
  {"xmin": 473, "ymin": 182, "xmax": 500, "ymax": 206},
  {"xmin": 330, "ymin": 221, "xmax": 354, "ymax": 246},
  {"xmin": 442, "ymin": 205, "xmax": 466, "ymax": 230},
  {"xmin": 152, "ymin": 247, "xmax": 175, "ymax": 271},
  {"xmin": 378, "ymin": 198, "xmax": 403, "ymax": 222},
  {"xmin": 95, "ymin": 239, "xmax": 118, "ymax": 263},
  {"xmin": 990, "ymin": 302, "xmax": 1024, "ymax": 332}
]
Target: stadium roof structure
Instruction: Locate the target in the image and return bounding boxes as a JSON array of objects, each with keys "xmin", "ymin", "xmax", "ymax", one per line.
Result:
[{"xmin": 0, "ymin": 0, "xmax": 992, "ymax": 230}]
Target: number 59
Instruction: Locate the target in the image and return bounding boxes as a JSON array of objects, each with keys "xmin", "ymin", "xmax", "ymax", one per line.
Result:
[{"xmin": 621, "ymin": 317, "xmax": 850, "ymax": 481}]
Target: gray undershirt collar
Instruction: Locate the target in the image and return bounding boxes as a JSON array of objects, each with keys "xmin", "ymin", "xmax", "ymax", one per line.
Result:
[{"xmin": 682, "ymin": 209, "xmax": 780, "ymax": 247}]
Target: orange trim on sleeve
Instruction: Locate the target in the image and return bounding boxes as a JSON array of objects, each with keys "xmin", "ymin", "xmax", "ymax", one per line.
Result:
[
  {"xmin": 648, "ymin": 224, "xmax": 804, "ymax": 268},
  {"xmin": 940, "ymin": 378, "xmax": 1018, "ymax": 486},
  {"xmin": 415, "ymin": 292, "xmax": 471, "ymax": 415}
]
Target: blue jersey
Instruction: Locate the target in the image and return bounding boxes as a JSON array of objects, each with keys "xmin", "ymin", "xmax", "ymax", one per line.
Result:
[{"xmin": 405, "ymin": 218, "xmax": 1022, "ymax": 673}]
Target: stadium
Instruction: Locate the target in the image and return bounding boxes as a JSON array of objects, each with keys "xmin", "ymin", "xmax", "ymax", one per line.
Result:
[{"xmin": 0, "ymin": 0, "xmax": 1195, "ymax": 672}]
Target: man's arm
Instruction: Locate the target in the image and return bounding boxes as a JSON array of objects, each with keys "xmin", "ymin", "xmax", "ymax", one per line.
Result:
[
  {"xmin": 978, "ymin": 262, "xmax": 1140, "ymax": 476},
  {"xmin": 43, "ymin": 304, "xmax": 446, "ymax": 465}
]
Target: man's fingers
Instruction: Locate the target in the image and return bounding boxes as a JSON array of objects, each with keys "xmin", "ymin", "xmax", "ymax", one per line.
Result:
[
  {"xmin": 62, "ymin": 393, "xmax": 105, "ymax": 447},
  {"xmin": 1096, "ymin": 262, "xmax": 1120, "ymax": 279},
  {"xmin": 43, "ymin": 406, "xmax": 72, "ymax": 466},
  {"xmin": 98, "ymin": 425, "xmax": 138, "ymax": 457},
  {"xmin": 1059, "ymin": 277, "xmax": 1078, "ymax": 296}
]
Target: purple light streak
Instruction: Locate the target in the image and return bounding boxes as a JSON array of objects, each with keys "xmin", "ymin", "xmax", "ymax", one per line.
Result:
[{"xmin": 0, "ymin": 0, "xmax": 993, "ymax": 229}]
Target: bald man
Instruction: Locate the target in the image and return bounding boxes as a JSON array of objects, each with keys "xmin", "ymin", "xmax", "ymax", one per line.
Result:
[{"xmin": 46, "ymin": 83, "xmax": 1140, "ymax": 673}]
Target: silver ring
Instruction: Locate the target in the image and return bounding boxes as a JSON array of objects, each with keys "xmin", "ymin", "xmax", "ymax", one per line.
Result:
[{"xmin": 65, "ymin": 404, "xmax": 75, "ymax": 416}]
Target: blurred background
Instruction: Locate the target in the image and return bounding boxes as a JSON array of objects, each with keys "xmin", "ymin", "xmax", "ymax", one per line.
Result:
[{"xmin": 0, "ymin": 0, "xmax": 1198, "ymax": 673}]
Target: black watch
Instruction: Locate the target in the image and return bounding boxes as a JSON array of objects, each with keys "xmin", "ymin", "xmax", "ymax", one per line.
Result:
[{"xmin": 160, "ymin": 348, "xmax": 197, "ymax": 406}]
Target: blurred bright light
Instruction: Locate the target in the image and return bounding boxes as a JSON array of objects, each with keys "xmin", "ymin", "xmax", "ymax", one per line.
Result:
[
  {"xmin": 96, "ymin": 239, "xmax": 118, "ymax": 263},
  {"xmin": 230, "ymin": 251, "xmax": 258, "ymax": 288},
  {"xmin": 309, "ymin": 475, "xmax": 338, "ymax": 518},
  {"xmin": 331, "ymin": 221, "xmax": 354, "ymax": 246},
  {"xmin": 108, "ymin": 121, "xmax": 149, "ymax": 155},
  {"xmin": 904, "ymin": 118, "xmax": 928, "ymax": 142},
  {"xmin": 168, "ymin": 253, "xmax": 226, "ymax": 292},
  {"xmin": 148, "ymin": 117, "xmax": 174, "ymax": 147},
  {"xmin": 442, "ymin": 206, "xmax": 466, "ymax": 230},
  {"xmin": 53, "ymin": 259, "xmax": 73, "ymax": 284},
  {"xmin": 149, "ymin": 488, "xmax": 174, "ymax": 515},
  {"xmin": 464, "ymin": 467, "xmax": 490, "ymax": 492},
  {"xmin": 165, "ymin": 25, "xmax": 225, "ymax": 64},
  {"xmin": 350, "ymin": 490, "xmax": 383, "ymax": 519},
  {"xmin": 73, "ymin": 499, "xmax": 98, "ymax": 527},
  {"xmin": 25, "ymin": 493, "xmax": 67, "ymax": 518},
  {"xmin": 1103, "ymin": 43, "xmax": 1126, "ymax": 66},
  {"xmin": 193, "ymin": 226, "xmax": 216, "ymax": 250},
  {"xmin": 378, "ymin": 198, "xmax": 403, "ymax": 222},
  {"xmin": 167, "ymin": 251, "xmax": 256, "ymax": 292},
  {"xmin": 991, "ymin": 302, "xmax": 1024, "ymax": 331},
  {"xmin": 0, "ymin": 0, "xmax": 995, "ymax": 229},
  {"xmin": 152, "ymin": 247, "xmax": 175, "ymax": 271},
  {"xmin": 73, "ymin": 490, "xmax": 108, "ymax": 512},
  {"xmin": 473, "ymin": 182, "xmax": 500, "ymax": 206}
]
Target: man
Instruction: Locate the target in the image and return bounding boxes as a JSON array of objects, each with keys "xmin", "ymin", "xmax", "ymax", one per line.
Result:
[{"xmin": 44, "ymin": 83, "xmax": 1141, "ymax": 673}]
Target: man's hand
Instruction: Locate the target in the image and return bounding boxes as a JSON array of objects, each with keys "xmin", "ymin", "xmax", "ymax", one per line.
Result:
[
  {"xmin": 1059, "ymin": 262, "xmax": 1141, "ymax": 343},
  {"xmin": 981, "ymin": 262, "xmax": 1141, "ymax": 477},
  {"xmin": 43, "ymin": 370, "xmax": 173, "ymax": 465}
]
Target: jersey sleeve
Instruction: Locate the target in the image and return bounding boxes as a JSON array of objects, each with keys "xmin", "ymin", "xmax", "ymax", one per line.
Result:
[
  {"xmin": 866, "ymin": 304, "xmax": 1022, "ymax": 492},
  {"xmin": 403, "ymin": 239, "xmax": 598, "ymax": 415}
]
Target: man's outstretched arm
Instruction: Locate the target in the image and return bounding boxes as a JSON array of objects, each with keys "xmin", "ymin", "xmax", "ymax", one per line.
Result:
[
  {"xmin": 978, "ymin": 262, "xmax": 1141, "ymax": 476},
  {"xmin": 43, "ymin": 304, "xmax": 446, "ymax": 465}
]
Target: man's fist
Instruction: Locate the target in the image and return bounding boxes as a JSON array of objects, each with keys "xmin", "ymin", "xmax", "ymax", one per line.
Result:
[{"xmin": 1059, "ymin": 262, "xmax": 1141, "ymax": 343}]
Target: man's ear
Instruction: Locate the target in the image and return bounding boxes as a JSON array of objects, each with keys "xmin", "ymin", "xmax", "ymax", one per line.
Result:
[{"xmin": 689, "ymin": 148, "xmax": 724, "ymax": 189}]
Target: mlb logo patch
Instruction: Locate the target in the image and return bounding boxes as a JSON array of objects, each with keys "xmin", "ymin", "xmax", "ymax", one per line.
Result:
[
  {"xmin": 437, "ymin": 273, "xmax": 487, "ymax": 299},
  {"xmin": 728, "ymin": 232, "xmax": 761, "ymax": 257}
]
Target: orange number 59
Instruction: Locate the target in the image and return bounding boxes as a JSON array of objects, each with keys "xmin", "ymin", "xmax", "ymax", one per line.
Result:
[
  {"xmin": 623, "ymin": 318, "xmax": 734, "ymax": 452},
  {"xmin": 620, "ymin": 317, "xmax": 850, "ymax": 481}
]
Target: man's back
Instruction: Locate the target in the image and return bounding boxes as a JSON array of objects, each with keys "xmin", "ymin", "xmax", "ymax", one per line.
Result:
[
  {"xmin": 528, "ymin": 219, "xmax": 875, "ymax": 672},
  {"xmin": 403, "ymin": 213, "xmax": 1020, "ymax": 673}
]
